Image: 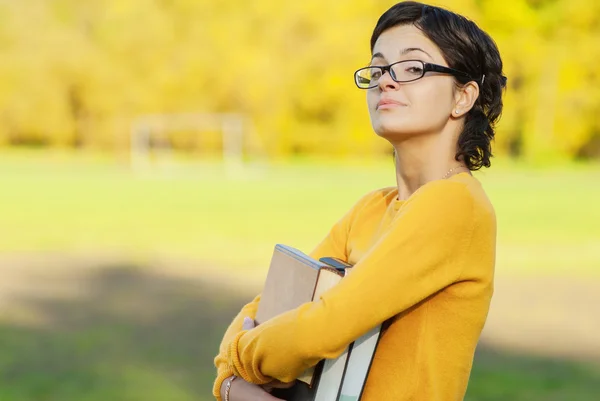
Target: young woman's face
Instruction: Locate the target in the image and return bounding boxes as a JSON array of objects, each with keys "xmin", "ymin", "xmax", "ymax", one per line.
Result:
[{"xmin": 367, "ymin": 24, "xmax": 457, "ymax": 140}]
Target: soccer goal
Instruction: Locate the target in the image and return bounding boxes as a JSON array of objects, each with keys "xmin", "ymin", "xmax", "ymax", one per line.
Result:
[{"xmin": 130, "ymin": 112, "xmax": 255, "ymax": 175}]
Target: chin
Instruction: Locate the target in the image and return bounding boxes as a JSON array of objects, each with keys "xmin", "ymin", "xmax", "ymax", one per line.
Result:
[{"xmin": 372, "ymin": 119, "xmax": 419, "ymax": 140}]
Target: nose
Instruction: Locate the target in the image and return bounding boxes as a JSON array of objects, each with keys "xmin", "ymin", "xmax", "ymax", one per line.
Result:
[{"xmin": 377, "ymin": 70, "xmax": 400, "ymax": 91}]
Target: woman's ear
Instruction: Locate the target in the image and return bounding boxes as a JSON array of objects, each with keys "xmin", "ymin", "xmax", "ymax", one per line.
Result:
[{"xmin": 452, "ymin": 81, "xmax": 480, "ymax": 118}]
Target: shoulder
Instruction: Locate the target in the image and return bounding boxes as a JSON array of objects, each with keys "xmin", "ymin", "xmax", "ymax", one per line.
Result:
[
  {"xmin": 335, "ymin": 187, "xmax": 396, "ymax": 227},
  {"xmin": 342, "ymin": 186, "xmax": 397, "ymax": 218},
  {"xmin": 350, "ymin": 174, "xmax": 495, "ymax": 227},
  {"xmin": 403, "ymin": 174, "xmax": 496, "ymax": 228},
  {"xmin": 353, "ymin": 186, "xmax": 398, "ymax": 209},
  {"xmin": 413, "ymin": 173, "xmax": 491, "ymax": 204}
]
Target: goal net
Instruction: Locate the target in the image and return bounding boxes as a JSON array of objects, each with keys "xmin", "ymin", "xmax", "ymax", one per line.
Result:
[{"xmin": 130, "ymin": 112, "xmax": 256, "ymax": 176}]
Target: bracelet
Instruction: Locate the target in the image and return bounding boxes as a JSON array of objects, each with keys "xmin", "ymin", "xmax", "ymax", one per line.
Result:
[{"xmin": 224, "ymin": 375, "xmax": 237, "ymax": 401}]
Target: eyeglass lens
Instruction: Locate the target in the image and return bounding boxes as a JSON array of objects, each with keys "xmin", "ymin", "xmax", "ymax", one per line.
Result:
[{"xmin": 356, "ymin": 60, "xmax": 425, "ymax": 88}]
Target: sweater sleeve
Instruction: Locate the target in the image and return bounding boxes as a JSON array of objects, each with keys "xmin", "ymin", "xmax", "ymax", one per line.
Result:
[
  {"xmin": 212, "ymin": 191, "xmax": 377, "ymax": 396},
  {"xmin": 225, "ymin": 180, "xmax": 477, "ymax": 384},
  {"xmin": 212, "ymin": 294, "xmax": 261, "ymax": 400}
]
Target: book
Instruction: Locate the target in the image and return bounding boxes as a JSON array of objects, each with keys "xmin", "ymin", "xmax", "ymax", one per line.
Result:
[
  {"xmin": 337, "ymin": 324, "xmax": 383, "ymax": 401},
  {"xmin": 255, "ymin": 244, "xmax": 346, "ymax": 387},
  {"xmin": 312, "ymin": 341, "xmax": 352, "ymax": 401},
  {"xmin": 257, "ymin": 245, "xmax": 383, "ymax": 401},
  {"xmin": 312, "ymin": 256, "xmax": 354, "ymax": 401},
  {"xmin": 317, "ymin": 257, "xmax": 383, "ymax": 401},
  {"xmin": 272, "ymin": 323, "xmax": 383, "ymax": 401}
]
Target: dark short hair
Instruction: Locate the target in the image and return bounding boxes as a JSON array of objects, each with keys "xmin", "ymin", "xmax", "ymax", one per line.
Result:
[{"xmin": 372, "ymin": 1, "xmax": 507, "ymax": 170}]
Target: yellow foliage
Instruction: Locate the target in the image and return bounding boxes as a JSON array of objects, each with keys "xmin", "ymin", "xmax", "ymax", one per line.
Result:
[{"xmin": 0, "ymin": 0, "xmax": 598, "ymax": 160}]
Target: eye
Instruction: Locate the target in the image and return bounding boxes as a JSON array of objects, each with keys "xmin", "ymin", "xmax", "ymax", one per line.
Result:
[
  {"xmin": 371, "ymin": 69, "xmax": 382, "ymax": 79},
  {"xmin": 405, "ymin": 66, "xmax": 424, "ymax": 75}
]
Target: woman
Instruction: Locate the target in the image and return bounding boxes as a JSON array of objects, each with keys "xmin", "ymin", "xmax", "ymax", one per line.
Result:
[{"xmin": 214, "ymin": 1, "xmax": 507, "ymax": 400}]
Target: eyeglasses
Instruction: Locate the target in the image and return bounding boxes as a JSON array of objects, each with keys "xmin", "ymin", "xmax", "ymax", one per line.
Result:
[{"xmin": 354, "ymin": 59, "xmax": 474, "ymax": 89}]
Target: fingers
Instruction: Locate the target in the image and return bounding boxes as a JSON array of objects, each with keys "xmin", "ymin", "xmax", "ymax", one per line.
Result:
[
  {"xmin": 265, "ymin": 380, "xmax": 296, "ymax": 389},
  {"xmin": 225, "ymin": 377, "xmax": 284, "ymax": 401},
  {"xmin": 242, "ymin": 316, "xmax": 255, "ymax": 331}
]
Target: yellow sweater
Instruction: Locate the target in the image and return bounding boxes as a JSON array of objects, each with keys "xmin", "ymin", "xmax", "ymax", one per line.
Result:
[{"xmin": 213, "ymin": 173, "xmax": 496, "ymax": 400}]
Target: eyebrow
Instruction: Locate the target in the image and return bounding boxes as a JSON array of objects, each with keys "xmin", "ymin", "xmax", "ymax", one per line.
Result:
[
  {"xmin": 370, "ymin": 47, "xmax": 433, "ymax": 62},
  {"xmin": 370, "ymin": 52, "xmax": 386, "ymax": 61},
  {"xmin": 400, "ymin": 47, "xmax": 433, "ymax": 59}
]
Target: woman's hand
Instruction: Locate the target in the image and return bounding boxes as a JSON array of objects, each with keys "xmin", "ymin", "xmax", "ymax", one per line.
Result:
[
  {"xmin": 220, "ymin": 317, "xmax": 291, "ymax": 400},
  {"xmin": 242, "ymin": 318, "xmax": 297, "ymax": 393},
  {"xmin": 221, "ymin": 377, "xmax": 285, "ymax": 401}
]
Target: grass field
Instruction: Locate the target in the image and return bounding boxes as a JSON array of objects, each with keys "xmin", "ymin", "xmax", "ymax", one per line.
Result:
[
  {"xmin": 0, "ymin": 150, "xmax": 599, "ymax": 276},
  {"xmin": 0, "ymin": 150, "xmax": 599, "ymax": 401}
]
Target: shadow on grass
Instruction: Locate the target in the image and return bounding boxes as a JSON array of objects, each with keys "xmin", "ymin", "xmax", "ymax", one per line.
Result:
[{"xmin": 0, "ymin": 264, "xmax": 598, "ymax": 401}]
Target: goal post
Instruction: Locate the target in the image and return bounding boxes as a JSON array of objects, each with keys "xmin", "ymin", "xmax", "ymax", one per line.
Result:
[{"xmin": 130, "ymin": 112, "xmax": 253, "ymax": 175}]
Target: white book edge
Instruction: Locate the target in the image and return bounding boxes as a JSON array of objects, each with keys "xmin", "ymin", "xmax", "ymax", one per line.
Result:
[
  {"xmin": 313, "ymin": 344, "xmax": 352, "ymax": 401},
  {"xmin": 338, "ymin": 325, "xmax": 382, "ymax": 401},
  {"xmin": 275, "ymin": 243, "xmax": 326, "ymax": 270}
]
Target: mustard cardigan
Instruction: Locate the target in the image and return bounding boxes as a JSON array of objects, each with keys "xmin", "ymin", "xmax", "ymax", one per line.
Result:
[{"xmin": 214, "ymin": 173, "xmax": 496, "ymax": 400}]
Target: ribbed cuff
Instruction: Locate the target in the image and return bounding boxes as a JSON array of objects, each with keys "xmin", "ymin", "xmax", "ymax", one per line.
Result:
[
  {"xmin": 227, "ymin": 330, "xmax": 270, "ymax": 384},
  {"xmin": 212, "ymin": 369, "xmax": 234, "ymax": 401},
  {"xmin": 227, "ymin": 331, "xmax": 249, "ymax": 380}
]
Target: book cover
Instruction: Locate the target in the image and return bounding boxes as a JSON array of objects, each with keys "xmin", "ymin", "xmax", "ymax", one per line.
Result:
[
  {"xmin": 256, "ymin": 245, "xmax": 382, "ymax": 400},
  {"xmin": 255, "ymin": 244, "xmax": 345, "ymax": 387}
]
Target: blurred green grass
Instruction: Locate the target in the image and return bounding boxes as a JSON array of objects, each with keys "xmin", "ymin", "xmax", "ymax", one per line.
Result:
[
  {"xmin": 0, "ymin": 150, "xmax": 599, "ymax": 400},
  {"xmin": 0, "ymin": 150, "xmax": 598, "ymax": 276},
  {"xmin": 0, "ymin": 264, "xmax": 598, "ymax": 401}
]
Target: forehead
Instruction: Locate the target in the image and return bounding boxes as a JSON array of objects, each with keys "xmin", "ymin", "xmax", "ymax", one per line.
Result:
[{"xmin": 372, "ymin": 24, "xmax": 443, "ymax": 62}]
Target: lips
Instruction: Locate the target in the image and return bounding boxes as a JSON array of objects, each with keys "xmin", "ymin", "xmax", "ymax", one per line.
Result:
[{"xmin": 377, "ymin": 98, "xmax": 407, "ymax": 109}]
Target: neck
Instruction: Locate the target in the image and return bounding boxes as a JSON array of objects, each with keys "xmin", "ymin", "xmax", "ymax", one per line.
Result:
[{"xmin": 392, "ymin": 131, "xmax": 470, "ymax": 201}]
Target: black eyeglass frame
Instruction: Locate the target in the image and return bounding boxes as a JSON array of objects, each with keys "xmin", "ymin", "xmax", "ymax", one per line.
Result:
[{"xmin": 354, "ymin": 59, "xmax": 476, "ymax": 89}]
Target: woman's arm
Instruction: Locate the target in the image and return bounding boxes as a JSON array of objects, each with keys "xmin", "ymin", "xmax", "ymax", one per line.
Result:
[
  {"xmin": 212, "ymin": 206, "xmax": 353, "ymax": 396},
  {"xmin": 212, "ymin": 294, "xmax": 262, "ymax": 400},
  {"xmin": 212, "ymin": 200, "xmax": 354, "ymax": 398},
  {"xmin": 213, "ymin": 189, "xmax": 380, "ymax": 394},
  {"xmin": 225, "ymin": 180, "xmax": 485, "ymax": 384}
]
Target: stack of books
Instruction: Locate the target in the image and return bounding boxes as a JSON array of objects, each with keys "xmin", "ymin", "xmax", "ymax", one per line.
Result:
[{"xmin": 255, "ymin": 244, "xmax": 383, "ymax": 401}]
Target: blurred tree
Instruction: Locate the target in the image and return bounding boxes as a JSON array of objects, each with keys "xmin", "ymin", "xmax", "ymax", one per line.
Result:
[{"xmin": 0, "ymin": 0, "xmax": 597, "ymax": 160}]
